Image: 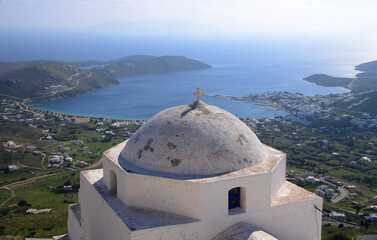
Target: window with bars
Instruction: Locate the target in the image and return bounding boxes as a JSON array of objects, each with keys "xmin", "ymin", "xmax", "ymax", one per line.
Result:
[{"xmin": 228, "ymin": 187, "xmax": 241, "ymax": 209}]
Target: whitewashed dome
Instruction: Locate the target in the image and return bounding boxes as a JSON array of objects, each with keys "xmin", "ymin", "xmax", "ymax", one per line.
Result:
[{"xmin": 119, "ymin": 100, "xmax": 266, "ymax": 176}]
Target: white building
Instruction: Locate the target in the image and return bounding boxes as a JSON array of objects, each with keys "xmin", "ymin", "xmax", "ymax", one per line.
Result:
[
  {"xmin": 367, "ymin": 213, "xmax": 377, "ymax": 222},
  {"xmin": 329, "ymin": 211, "xmax": 345, "ymax": 221},
  {"xmin": 361, "ymin": 156, "xmax": 371, "ymax": 162},
  {"xmin": 325, "ymin": 189, "xmax": 335, "ymax": 197},
  {"xmin": 315, "ymin": 188, "xmax": 334, "ymax": 198},
  {"xmin": 315, "ymin": 189, "xmax": 325, "ymax": 197},
  {"xmin": 50, "ymin": 156, "xmax": 61, "ymax": 164},
  {"xmin": 6, "ymin": 141, "xmax": 17, "ymax": 148},
  {"xmin": 26, "ymin": 146, "xmax": 36, "ymax": 151},
  {"xmin": 306, "ymin": 176, "xmax": 317, "ymax": 184},
  {"xmin": 7, "ymin": 165, "xmax": 19, "ymax": 172},
  {"xmin": 68, "ymin": 100, "xmax": 322, "ymax": 240}
]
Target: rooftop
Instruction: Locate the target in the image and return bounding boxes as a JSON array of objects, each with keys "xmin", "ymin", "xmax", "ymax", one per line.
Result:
[{"xmin": 82, "ymin": 169, "xmax": 199, "ymax": 231}]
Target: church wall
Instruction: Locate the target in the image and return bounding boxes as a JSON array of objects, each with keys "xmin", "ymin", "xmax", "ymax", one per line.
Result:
[
  {"xmin": 79, "ymin": 171, "xmax": 132, "ymax": 240},
  {"xmin": 103, "ymin": 155, "xmax": 124, "ymax": 197},
  {"xmin": 270, "ymin": 153, "xmax": 286, "ymax": 202},
  {"xmin": 102, "ymin": 151, "xmax": 203, "ymax": 220},
  {"xmin": 246, "ymin": 198, "xmax": 323, "ymax": 240},
  {"xmin": 189, "ymin": 197, "xmax": 322, "ymax": 240},
  {"xmin": 122, "ymin": 172, "xmax": 203, "ymax": 220},
  {"xmin": 201, "ymin": 173, "xmax": 271, "ymax": 220},
  {"xmin": 68, "ymin": 204, "xmax": 81, "ymax": 240}
]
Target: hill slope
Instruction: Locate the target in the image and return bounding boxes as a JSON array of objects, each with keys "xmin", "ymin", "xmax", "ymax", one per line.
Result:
[{"xmin": 0, "ymin": 55, "xmax": 212, "ymax": 100}]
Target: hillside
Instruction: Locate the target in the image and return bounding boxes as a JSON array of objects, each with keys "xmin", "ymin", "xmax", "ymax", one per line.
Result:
[
  {"xmin": 355, "ymin": 60, "xmax": 377, "ymax": 72},
  {"xmin": 0, "ymin": 55, "xmax": 212, "ymax": 100},
  {"xmin": 333, "ymin": 90, "xmax": 377, "ymax": 116}
]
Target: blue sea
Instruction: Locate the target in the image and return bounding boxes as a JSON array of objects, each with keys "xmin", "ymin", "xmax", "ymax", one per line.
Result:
[{"xmin": 1, "ymin": 30, "xmax": 377, "ymax": 120}]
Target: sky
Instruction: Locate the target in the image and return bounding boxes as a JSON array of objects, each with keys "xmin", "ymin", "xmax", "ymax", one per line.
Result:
[{"xmin": 1, "ymin": 0, "xmax": 377, "ymax": 38}]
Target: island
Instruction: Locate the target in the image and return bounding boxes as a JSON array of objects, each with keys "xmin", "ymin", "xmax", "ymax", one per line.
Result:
[{"xmin": 0, "ymin": 55, "xmax": 212, "ymax": 101}]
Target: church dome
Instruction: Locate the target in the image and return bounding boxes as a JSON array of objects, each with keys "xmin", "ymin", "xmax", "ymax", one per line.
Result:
[{"xmin": 119, "ymin": 100, "xmax": 266, "ymax": 176}]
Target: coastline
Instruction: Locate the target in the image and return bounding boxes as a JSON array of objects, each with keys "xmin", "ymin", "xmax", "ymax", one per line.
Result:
[
  {"xmin": 204, "ymin": 94, "xmax": 284, "ymax": 111},
  {"xmin": 19, "ymin": 100, "xmax": 146, "ymax": 123}
]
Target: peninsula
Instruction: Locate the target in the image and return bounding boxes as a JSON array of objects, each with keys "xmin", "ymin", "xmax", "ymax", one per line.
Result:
[
  {"xmin": 303, "ymin": 60, "xmax": 377, "ymax": 92},
  {"xmin": 0, "ymin": 55, "xmax": 212, "ymax": 101}
]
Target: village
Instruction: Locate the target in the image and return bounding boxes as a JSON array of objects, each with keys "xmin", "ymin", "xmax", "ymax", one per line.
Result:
[{"xmin": 243, "ymin": 90, "xmax": 377, "ymax": 130}]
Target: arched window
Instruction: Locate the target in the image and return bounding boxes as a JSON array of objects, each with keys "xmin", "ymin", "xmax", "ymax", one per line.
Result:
[
  {"xmin": 228, "ymin": 187, "xmax": 241, "ymax": 209},
  {"xmin": 110, "ymin": 170, "xmax": 117, "ymax": 196}
]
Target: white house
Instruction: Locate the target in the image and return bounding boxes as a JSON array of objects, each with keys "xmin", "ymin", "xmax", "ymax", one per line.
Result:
[
  {"xmin": 7, "ymin": 165, "xmax": 19, "ymax": 172},
  {"xmin": 330, "ymin": 211, "xmax": 345, "ymax": 221},
  {"xmin": 306, "ymin": 176, "xmax": 316, "ymax": 184},
  {"xmin": 361, "ymin": 156, "xmax": 371, "ymax": 162},
  {"xmin": 26, "ymin": 146, "xmax": 36, "ymax": 151},
  {"xmin": 68, "ymin": 100, "xmax": 322, "ymax": 240},
  {"xmin": 366, "ymin": 213, "xmax": 377, "ymax": 222},
  {"xmin": 6, "ymin": 141, "xmax": 17, "ymax": 148},
  {"xmin": 325, "ymin": 189, "xmax": 335, "ymax": 197},
  {"xmin": 50, "ymin": 156, "xmax": 61, "ymax": 164},
  {"xmin": 315, "ymin": 189, "xmax": 325, "ymax": 197}
]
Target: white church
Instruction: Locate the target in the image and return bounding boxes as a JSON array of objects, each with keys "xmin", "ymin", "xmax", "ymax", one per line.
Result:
[{"xmin": 67, "ymin": 91, "xmax": 323, "ymax": 240}]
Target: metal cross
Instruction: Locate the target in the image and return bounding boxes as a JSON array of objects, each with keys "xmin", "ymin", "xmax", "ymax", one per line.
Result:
[{"xmin": 193, "ymin": 88, "xmax": 204, "ymax": 101}]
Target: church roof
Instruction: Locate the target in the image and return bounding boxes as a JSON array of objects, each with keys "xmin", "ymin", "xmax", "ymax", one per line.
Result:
[{"xmin": 120, "ymin": 100, "xmax": 266, "ymax": 176}]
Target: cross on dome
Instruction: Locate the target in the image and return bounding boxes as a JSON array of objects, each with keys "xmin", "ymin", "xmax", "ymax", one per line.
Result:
[{"xmin": 193, "ymin": 88, "xmax": 204, "ymax": 101}]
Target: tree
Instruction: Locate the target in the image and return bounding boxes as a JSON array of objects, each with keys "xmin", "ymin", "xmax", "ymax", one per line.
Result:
[
  {"xmin": 329, "ymin": 233, "xmax": 351, "ymax": 240},
  {"xmin": 64, "ymin": 180, "xmax": 72, "ymax": 186},
  {"xmin": 18, "ymin": 199, "xmax": 31, "ymax": 207}
]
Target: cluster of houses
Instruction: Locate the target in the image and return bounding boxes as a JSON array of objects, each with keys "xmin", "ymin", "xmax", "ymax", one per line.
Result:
[
  {"xmin": 49, "ymin": 152, "xmax": 74, "ymax": 165},
  {"xmin": 326, "ymin": 206, "xmax": 377, "ymax": 223},
  {"xmin": 243, "ymin": 91, "xmax": 377, "ymax": 129},
  {"xmin": 50, "ymin": 154, "xmax": 62, "ymax": 165},
  {"xmin": 314, "ymin": 185, "xmax": 335, "ymax": 198},
  {"xmin": 364, "ymin": 206, "xmax": 377, "ymax": 222},
  {"xmin": 0, "ymin": 100, "xmax": 146, "ymax": 175},
  {"xmin": 75, "ymin": 161, "xmax": 89, "ymax": 168},
  {"xmin": 95, "ymin": 120, "xmax": 140, "ymax": 140}
]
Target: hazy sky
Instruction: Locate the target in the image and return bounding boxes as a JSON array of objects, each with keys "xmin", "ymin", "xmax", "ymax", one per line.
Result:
[{"xmin": 1, "ymin": 0, "xmax": 377, "ymax": 37}]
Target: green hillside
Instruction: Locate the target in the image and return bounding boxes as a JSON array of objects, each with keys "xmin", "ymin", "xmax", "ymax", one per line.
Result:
[
  {"xmin": 0, "ymin": 63, "xmax": 79, "ymax": 99},
  {"xmin": 0, "ymin": 55, "xmax": 212, "ymax": 100},
  {"xmin": 334, "ymin": 90, "xmax": 377, "ymax": 116}
]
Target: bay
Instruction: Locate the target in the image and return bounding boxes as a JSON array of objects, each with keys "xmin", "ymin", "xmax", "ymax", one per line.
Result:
[{"xmin": 2, "ymin": 32, "xmax": 377, "ymax": 120}]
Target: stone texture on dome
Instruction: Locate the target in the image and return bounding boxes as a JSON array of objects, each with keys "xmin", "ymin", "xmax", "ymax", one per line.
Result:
[{"xmin": 120, "ymin": 100, "xmax": 266, "ymax": 176}]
